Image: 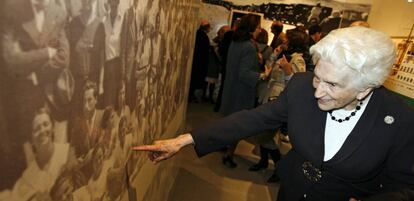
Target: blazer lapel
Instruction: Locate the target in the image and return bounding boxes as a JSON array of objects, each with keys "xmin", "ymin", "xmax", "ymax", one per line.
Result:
[
  {"xmin": 326, "ymin": 89, "xmax": 383, "ymax": 164},
  {"xmin": 310, "ymin": 98, "xmax": 327, "ymax": 166},
  {"xmin": 22, "ymin": 1, "xmax": 61, "ymax": 48},
  {"xmin": 22, "ymin": 17, "xmax": 41, "ymax": 47},
  {"xmin": 39, "ymin": 2, "xmax": 56, "ymax": 46},
  {"xmin": 292, "ymin": 81, "xmax": 327, "ymax": 167}
]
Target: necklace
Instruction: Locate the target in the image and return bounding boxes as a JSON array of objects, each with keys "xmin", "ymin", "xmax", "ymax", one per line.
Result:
[{"xmin": 328, "ymin": 100, "xmax": 363, "ymax": 123}]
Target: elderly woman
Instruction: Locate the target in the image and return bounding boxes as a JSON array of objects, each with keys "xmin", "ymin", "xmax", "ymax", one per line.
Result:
[{"xmin": 134, "ymin": 27, "xmax": 414, "ymax": 200}]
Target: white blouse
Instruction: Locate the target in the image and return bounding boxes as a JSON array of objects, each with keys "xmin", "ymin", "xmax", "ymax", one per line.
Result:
[{"xmin": 324, "ymin": 93, "xmax": 372, "ymax": 161}]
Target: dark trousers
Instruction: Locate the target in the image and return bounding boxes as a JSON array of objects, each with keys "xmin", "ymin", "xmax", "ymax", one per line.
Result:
[
  {"xmin": 214, "ymin": 72, "xmax": 225, "ymax": 110},
  {"xmin": 258, "ymin": 146, "xmax": 281, "ymax": 166}
]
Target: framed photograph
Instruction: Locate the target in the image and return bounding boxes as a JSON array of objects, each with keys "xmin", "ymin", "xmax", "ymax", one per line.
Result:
[{"xmin": 229, "ymin": 9, "xmax": 264, "ymax": 28}]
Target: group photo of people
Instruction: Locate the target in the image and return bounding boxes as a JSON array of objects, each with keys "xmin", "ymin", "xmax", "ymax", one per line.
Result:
[
  {"xmin": 0, "ymin": 0, "xmax": 197, "ymax": 200},
  {"xmin": 0, "ymin": 0, "xmax": 413, "ymax": 200}
]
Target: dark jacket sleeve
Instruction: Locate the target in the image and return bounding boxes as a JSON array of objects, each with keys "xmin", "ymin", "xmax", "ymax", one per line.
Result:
[{"xmin": 190, "ymin": 73, "xmax": 303, "ymax": 157}]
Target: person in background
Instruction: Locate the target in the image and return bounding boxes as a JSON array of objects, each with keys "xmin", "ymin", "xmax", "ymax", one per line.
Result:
[
  {"xmin": 205, "ymin": 25, "xmax": 229, "ymax": 103},
  {"xmin": 255, "ymin": 28, "xmax": 273, "ymax": 66},
  {"xmin": 270, "ymin": 20, "xmax": 287, "ymax": 50},
  {"xmin": 319, "ymin": 10, "xmax": 341, "ymax": 35},
  {"xmin": 249, "ymin": 27, "xmax": 282, "ymax": 183},
  {"xmin": 120, "ymin": 0, "xmax": 139, "ymax": 112},
  {"xmin": 214, "ymin": 20, "xmax": 239, "ymax": 112},
  {"xmin": 67, "ymin": 0, "xmax": 105, "ymax": 111},
  {"xmin": 307, "ymin": 3, "xmax": 322, "ymax": 26},
  {"xmin": 220, "ymin": 14, "xmax": 272, "ymax": 168},
  {"xmin": 251, "ymin": 28, "xmax": 309, "ymax": 183},
  {"xmin": 70, "ymin": 81, "xmax": 104, "ymax": 158},
  {"xmin": 102, "ymin": 0, "xmax": 124, "ymax": 108},
  {"xmin": 189, "ymin": 19, "xmax": 211, "ymax": 103},
  {"xmin": 255, "ymin": 28, "xmax": 273, "ymax": 104},
  {"xmin": 133, "ymin": 26, "xmax": 414, "ymax": 201},
  {"xmin": 308, "ymin": 24, "xmax": 322, "ymax": 47},
  {"xmin": 275, "ymin": 28, "xmax": 310, "ymax": 73}
]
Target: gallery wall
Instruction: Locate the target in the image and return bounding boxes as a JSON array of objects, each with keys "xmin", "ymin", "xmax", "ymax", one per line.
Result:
[
  {"xmin": 200, "ymin": 0, "xmax": 371, "ymax": 44},
  {"xmin": 201, "ymin": 0, "xmax": 414, "ymax": 39},
  {"xmin": 368, "ymin": 0, "xmax": 414, "ymax": 37},
  {"xmin": 200, "ymin": 0, "xmax": 414, "ymax": 106},
  {"xmin": 0, "ymin": 0, "xmax": 200, "ymax": 200}
]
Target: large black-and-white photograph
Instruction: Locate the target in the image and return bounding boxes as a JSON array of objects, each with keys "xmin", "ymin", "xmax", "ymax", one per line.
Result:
[{"xmin": 0, "ymin": 0, "xmax": 198, "ymax": 200}]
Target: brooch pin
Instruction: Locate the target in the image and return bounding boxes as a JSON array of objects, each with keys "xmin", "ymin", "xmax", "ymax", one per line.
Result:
[{"xmin": 384, "ymin": 115, "xmax": 394, "ymax": 124}]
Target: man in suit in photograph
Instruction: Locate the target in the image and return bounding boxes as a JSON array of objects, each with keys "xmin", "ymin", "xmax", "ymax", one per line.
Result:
[
  {"xmin": 133, "ymin": 27, "xmax": 414, "ymax": 201},
  {"xmin": 70, "ymin": 81, "xmax": 103, "ymax": 158},
  {"xmin": 1, "ymin": 0, "xmax": 69, "ymax": 187}
]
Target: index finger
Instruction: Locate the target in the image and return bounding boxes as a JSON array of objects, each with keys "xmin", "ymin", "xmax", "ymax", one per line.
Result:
[{"xmin": 132, "ymin": 144, "xmax": 160, "ymax": 151}]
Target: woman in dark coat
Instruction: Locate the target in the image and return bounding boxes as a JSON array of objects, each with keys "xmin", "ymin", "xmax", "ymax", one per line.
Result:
[{"xmin": 220, "ymin": 14, "xmax": 271, "ymax": 167}]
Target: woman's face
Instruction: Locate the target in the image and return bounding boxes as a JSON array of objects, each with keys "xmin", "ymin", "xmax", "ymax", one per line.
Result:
[
  {"xmin": 312, "ymin": 59, "xmax": 370, "ymax": 111},
  {"xmin": 32, "ymin": 113, "xmax": 53, "ymax": 149}
]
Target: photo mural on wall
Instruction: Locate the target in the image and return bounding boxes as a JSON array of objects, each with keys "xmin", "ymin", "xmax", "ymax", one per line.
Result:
[
  {"xmin": 202, "ymin": 0, "xmax": 371, "ymax": 34},
  {"xmin": 0, "ymin": 0, "xmax": 199, "ymax": 200}
]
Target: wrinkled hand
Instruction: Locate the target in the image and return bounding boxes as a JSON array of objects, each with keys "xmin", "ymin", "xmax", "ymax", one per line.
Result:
[{"xmin": 132, "ymin": 134, "xmax": 194, "ymax": 164}]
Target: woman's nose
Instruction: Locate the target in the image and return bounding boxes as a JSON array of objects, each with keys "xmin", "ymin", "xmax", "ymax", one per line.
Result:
[{"xmin": 314, "ymin": 82, "xmax": 326, "ymax": 99}]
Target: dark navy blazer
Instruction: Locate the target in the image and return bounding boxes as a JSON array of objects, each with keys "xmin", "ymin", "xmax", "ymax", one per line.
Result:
[{"xmin": 192, "ymin": 73, "xmax": 414, "ymax": 201}]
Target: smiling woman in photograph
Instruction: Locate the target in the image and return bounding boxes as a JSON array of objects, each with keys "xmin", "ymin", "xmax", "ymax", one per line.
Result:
[{"xmin": 5, "ymin": 107, "xmax": 72, "ymax": 201}]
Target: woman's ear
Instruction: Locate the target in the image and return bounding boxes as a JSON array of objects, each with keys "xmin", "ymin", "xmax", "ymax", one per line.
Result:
[{"xmin": 356, "ymin": 87, "xmax": 373, "ymax": 101}]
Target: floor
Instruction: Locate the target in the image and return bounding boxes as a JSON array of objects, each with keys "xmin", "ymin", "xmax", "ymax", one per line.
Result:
[{"xmin": 167, "ymin": 101, "xmax": 279, "ymax": 201}]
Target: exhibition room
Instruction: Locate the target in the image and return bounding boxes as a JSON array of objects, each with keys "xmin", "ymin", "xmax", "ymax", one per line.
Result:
[{"xmin": 0, "ymin": 0, "xmax": 413, "ymax": 200}]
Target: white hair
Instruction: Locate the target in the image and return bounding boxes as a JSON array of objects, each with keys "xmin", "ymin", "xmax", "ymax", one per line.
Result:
[{"xmin": 310, "ymin": 26, "xmax": 396, "ymax": 90}]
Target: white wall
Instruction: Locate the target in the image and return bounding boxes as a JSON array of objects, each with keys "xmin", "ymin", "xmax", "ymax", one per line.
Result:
[{"xmin": 369, "ymin": 0, "xmax": 414, "ymax": 37}]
